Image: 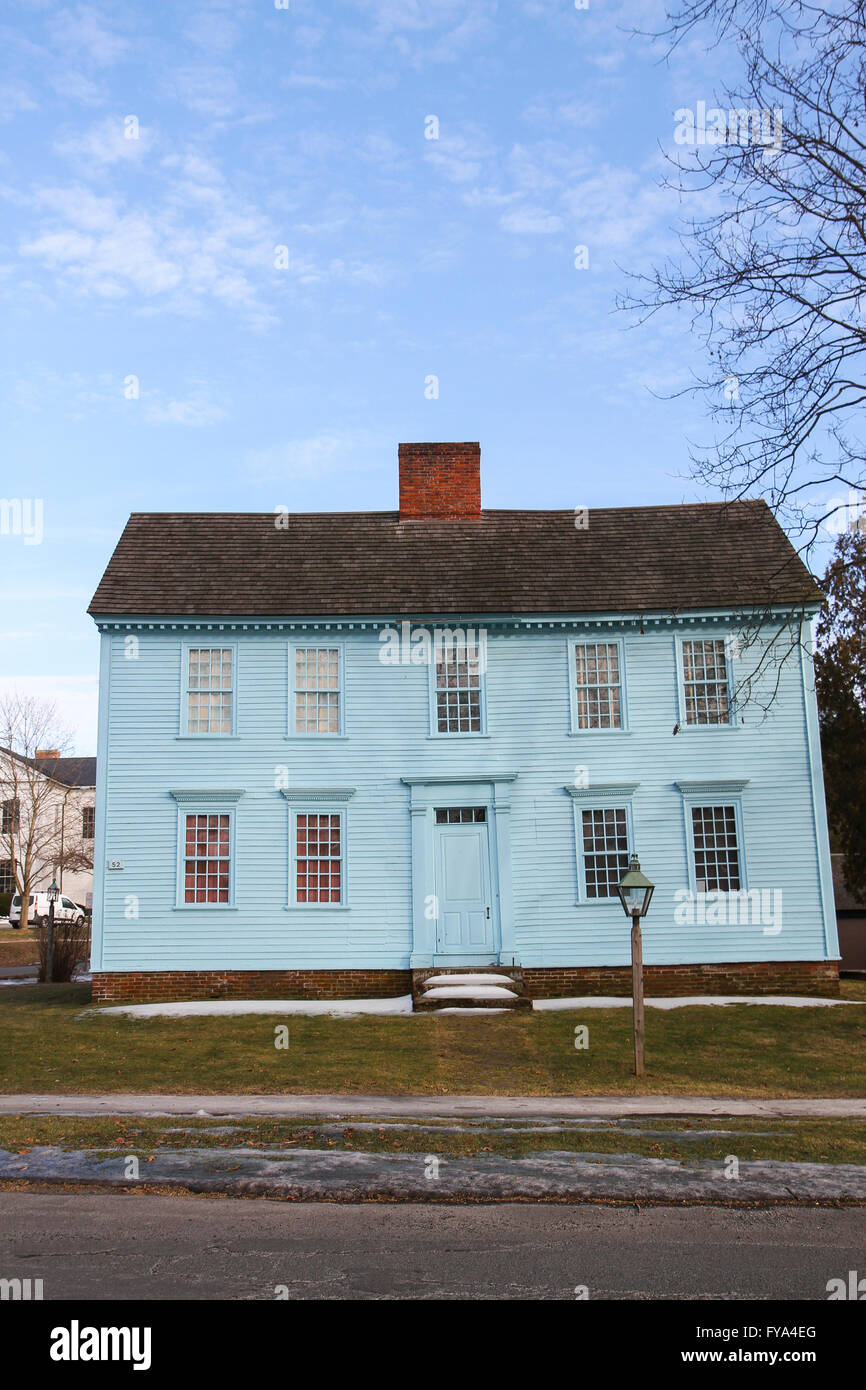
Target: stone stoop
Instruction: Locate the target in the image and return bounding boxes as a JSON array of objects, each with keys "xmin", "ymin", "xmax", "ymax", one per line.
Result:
[{"xmin": 411, "ymin": 965, "xmax": 532, "ymax": 1013}]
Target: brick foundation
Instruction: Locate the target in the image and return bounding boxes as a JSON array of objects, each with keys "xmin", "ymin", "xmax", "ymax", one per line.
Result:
[
  {"xmin": 91, "ymin": 969, "xmax": 412, "ymax": 1004},
  {"xmin": 523, "ymin": 960, "xmax": 839, "ymax": 999},
  {"xmin": 91, "ymin": 959, "xmax": 838, "ymax": 1003}
]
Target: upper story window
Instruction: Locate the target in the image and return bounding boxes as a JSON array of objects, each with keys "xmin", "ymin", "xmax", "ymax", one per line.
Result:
[
  {"xmin": 186, "ymin": 648, "xmax": 233, "ymax": 734},
  {"xmin": 1, "ymin": 799, "xmax": 20, "ymax": 835},
  {"xmin": 572, "ymin": 641, "xmax": 624, "ymax": 730},
  {"xmin": 433, "ymin": 634, "xmax": 484, "ymax": 734},
  {"xmin": 691, "ymin": 804, "xmax": 741, "ymax": 891},
  {"xmin": 292, "ymin": 646, "xmax": 342, "ymax": 735},
  {"xmin": 681, "ymin": 639, "xmax": 731, "ymax": 726},
  {"xmin": 82, "ymin": 806, "xmax": 95, "ymax": 839}
]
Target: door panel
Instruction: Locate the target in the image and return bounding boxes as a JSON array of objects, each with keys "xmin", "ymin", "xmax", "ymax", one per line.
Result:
[{"xmin": 435, "ymin": 823, "xmax": 494, "ymax": 956}]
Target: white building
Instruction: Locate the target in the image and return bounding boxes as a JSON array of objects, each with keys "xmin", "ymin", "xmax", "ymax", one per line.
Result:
[{"xmin": 0, "ymin": 751, "xmax": 96, "ymax": 910}]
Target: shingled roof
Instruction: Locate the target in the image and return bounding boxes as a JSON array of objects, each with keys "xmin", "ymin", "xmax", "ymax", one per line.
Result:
[{"xmin": 88, "ymin": 501, "xmax": 821, "ymax": 618}]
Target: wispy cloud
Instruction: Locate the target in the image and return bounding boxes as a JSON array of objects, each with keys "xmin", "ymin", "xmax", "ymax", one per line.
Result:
[
  {"xmin": 0, "ymin": 82, "xmax": 37, "ymax": 122},
  {"xmin": 245, "ymin": 429, "xmax": 387, "ymax": 485},
  {"xmin": 53, "ymin": 5, "xmax": 131, "ymax": 68},
  {"xmin": 54, "ymin": 115, "xmax": 152, "ymax": 166},
  {"xmin": 145, "ymin": 395, "xmax": 228, "ymax": 427}
]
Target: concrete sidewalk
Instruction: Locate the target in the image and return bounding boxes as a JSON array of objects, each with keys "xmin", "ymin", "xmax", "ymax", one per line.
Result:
[{"xmin": 1, "ymin": 1092, "xmax": 865, "ymax": 1118}]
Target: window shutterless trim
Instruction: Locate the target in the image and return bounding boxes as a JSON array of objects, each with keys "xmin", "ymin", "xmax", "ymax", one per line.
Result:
[
  {"xmin": 427, "ymin": 629, "xmax": 488, "ymax": 736},
  {"xmin": 674, "ymin": 634, "xmax": 737, "ymax": 729},
  {"xmin": 287, "ymin": 641, "xmax": 345, "ymax": 737},
  {"xmin": 572, "ymin": 798, "xmax": 635, "ymax": 904},
  {"xmin": 173, "ymin": 800, "xmax": 238, "ymax": 908},
  {"xmin": 567, "ymin": 637, "xmax": 629, "ymax": 734},
  {"xmin": 286, "ymin": 803, "xmax": 348, "ymax": 908},
  {"xmin": 179, "ymin": 641, "xmax": 237, "ymax": 737},
  {"xmin": 679, "ymin": 790, "xmax": 749, "ymax": 894}
]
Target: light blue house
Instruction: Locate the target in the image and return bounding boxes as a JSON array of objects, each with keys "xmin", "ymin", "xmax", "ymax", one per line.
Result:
[{"xmin": 87, "ymin": 442, "xmax": 838, "ymax": 1004}]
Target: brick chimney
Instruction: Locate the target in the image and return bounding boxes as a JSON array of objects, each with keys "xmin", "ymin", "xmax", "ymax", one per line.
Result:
[
  {"xmin": 398, "ymin": 442, "xmax": 481, "ymax": 520},
  {"xmin": 35, "ymin": 749, "xmax": 60, "ymax": 759}
]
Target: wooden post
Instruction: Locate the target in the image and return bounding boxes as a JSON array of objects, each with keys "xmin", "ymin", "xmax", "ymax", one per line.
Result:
[
  {"xmin": 631, "ymin": 914, "xmax": 645, "ymax": 1077},
  {"xmin": 46, "ymin": 898, "xmax": 55, "ymax": 985}
]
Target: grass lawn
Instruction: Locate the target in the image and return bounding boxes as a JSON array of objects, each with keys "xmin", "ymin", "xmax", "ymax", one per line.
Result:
[
  {"xmin": 1, "ymin": 983, "xmax": 865, "ymax": 1097},
  {"xmin": 1, "ymin": 1114, "xmax": 865, "ymax": 1166},
  {"xmin": 0, "ymin": 930, "xmax": 38, "ymax": 966}
]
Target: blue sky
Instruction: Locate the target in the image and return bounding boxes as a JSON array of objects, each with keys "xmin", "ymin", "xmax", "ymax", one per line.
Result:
[{"xmin": 1, "ymin": 0, "xmax": 762, "ymax": 753}]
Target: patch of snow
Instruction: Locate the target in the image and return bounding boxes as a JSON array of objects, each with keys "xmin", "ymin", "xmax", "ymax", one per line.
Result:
[
  {"xmin": 424, "ymin": 973, "xmax": 514, "ymax": 988},
  {"xmin": 432, "ymin": 1007, "xmax": 511, "ymax": 1014},
  {"xmin": 423, "ymin": 985, "xmax": 517, "ymax": 1000},
  {"xmin": 532, "ymin": 995, "xmax": 859, "ymax": 1011},
  {"xmin": 97, "ymin": 995, "xmax": 415, "ymax": 1019}
]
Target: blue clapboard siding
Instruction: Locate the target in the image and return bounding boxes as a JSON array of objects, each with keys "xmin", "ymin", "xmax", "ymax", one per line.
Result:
[{"xmin": 91, "ymin": 618, "xmax": 837, "ymax": 972}]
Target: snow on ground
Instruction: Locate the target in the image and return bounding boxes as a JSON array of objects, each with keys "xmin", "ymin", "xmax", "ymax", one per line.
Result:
[
  {"xmin": 533, "ymin": 995, "xmax": 858, "ymax": 1010},
  {"xmin": 423, "ymin": 984, "xmax": 517, "ymax": 1000},
  {"xmin": 97, "ymin": 995, "xmax": 416, "ymax": 1019},
  {"xmin": 432, "ymin": 1007, "xmax": 511, "ymax": 1014},
  {"xmin": 79, "ymin": 992, "xmax": 861, "ymax": 1019},
  {"xmin": 424, "ymin": 973, "xmax": 514, "ymax": 987}
]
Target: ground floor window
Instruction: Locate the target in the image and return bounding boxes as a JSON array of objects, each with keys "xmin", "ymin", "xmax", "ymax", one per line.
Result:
[
  {"xmin": 0, "ymin": 859, "xmax": 14, "ymax": 893},
  {"xmin": 295, "ymin": 812, "xmax": 343, "ymax": 904},
  {"xmin": 691, "ymin": 804, "xmax": 741, "ymax": 892},
  {"xmin": 183, "ymin": 813, "xmax": 231, "ymax": 904},
  {"xmin": 580, "ymin": 806, "xmax": 631, "ymax": 899}
]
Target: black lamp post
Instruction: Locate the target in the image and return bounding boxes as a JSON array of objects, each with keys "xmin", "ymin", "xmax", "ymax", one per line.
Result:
[
  {"xmin": 616, "ymin": 855, "xmax": 655, "ymax": 1077},
  {"xmin": 46, "ymin": 878, "xmax": 59, "ymax": 985}
]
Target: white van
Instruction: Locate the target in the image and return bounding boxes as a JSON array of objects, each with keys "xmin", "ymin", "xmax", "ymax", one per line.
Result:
[{"xmin": 8, "ymin": 893, "xmax": 87, "ymax": 929}]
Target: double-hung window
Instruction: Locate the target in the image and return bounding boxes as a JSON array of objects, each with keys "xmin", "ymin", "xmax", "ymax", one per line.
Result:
[
  {"xmin": 570, "ymin": 640, "xmax": 626, "ymax": 731},
  {"xmin": 433, "ymin": 632, "xmax": 485, "ymax": 734},
  {"xmin": 183, "ymin": 812, "xmax": 232, "ymax": 904},
  {"xmin": 82, "ymin": 806, "xmax": 95, "ymax": 840},
  {"xmin": 292, "ymin": 646, "xmax": 342, "ymax": 735},
  {"xmin": 680, "ymin": 639, "xmax": 732, "ymax": 726},
  {"xmin": 690, "ymin": 804, "xmax": 742, "ymax": 892},
  {"xmin": 185, "ymin": 647, "xmax": 234, "ymax": 734},
  {"xmin": 293, "ymin": 811, "xmax": 344, "ymax": 904},
  {"xmin": 579, "ymin": 806, "xmax": 632, "ymax": 899}
]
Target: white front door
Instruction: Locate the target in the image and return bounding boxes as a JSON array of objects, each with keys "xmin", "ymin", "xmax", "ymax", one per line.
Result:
[{"xmin": 434, "ymin": 810, "xmax": 495, "ymax": 958}]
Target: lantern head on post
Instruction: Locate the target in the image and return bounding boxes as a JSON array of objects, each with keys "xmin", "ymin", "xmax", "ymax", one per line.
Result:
[
  {"xmin": 617, "ymin": 855, "xmax": 654, "ymax": 919},
  {"xmin": 47, "ymin": 879, "xmax": 59, "ymax": 905}
]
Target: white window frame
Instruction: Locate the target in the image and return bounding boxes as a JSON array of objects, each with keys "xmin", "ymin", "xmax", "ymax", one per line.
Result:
[
  {"xmin": 172, "ymin": 797, "xmax": 241, "ymax": 910},
  {"xmin": 287, "ymin": 804, "xmax": 348, "ymax": 908},
  {"xmin": 680, "ymin": 793, "xmax": 748, "ymax": 895},
  {"xmin": 573, "ymin": 800, "xmax": 635, "ymax": 904},
  {"xmin": 568, "ymin": 637, "xmax": 629, "ymax": 734},
  {"xmin": 288, "ymin": 642, "xmax": 345, "ymax": 738},
  {"xmin": 180, "ymin": 642, "xmax": 237, "ymax": 738},
  {"xmin": 428, "ymin": 630, "xmax": 488, "ymax": 737},
  {"xmin": 675, "ymin": 635, "xmax": 737, "ymax": 729}
]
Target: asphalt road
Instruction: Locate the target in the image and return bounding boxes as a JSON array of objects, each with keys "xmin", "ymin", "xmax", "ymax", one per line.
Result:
[{"xmin": 1, "ymin": 1193, "xmax": 863, "ymax": 1299}]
